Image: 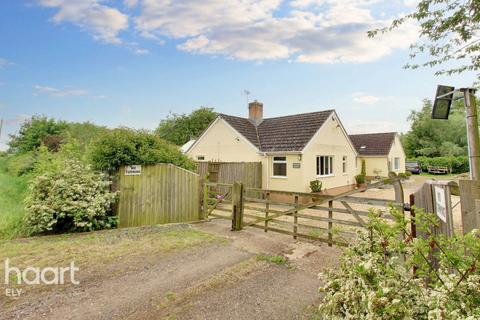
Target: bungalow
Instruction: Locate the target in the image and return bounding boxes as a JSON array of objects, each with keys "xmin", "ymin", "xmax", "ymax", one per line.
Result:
[
  {"xmin": 349, "ymin": 132, "xmax": 406, "ymax": 178},
  {"xmin": 186, "ymin": 101, "xmax": 359, "ymax": 193}
]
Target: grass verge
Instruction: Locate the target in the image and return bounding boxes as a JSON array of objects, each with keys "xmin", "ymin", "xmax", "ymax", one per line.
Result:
[
  {"xmin": 0, "ymin": 157, "xmax": 28, "ymax": 239},
  {"xmin": 0, "ymin": 225, "xmax": 225, "ymax": 306},
  {"xmin": 1, "ymin": 225, "xmax": 224, "ymax": 271},
  {"xmin": 256, "ymin": 254, "xmax": 288, "ymax": 265}
]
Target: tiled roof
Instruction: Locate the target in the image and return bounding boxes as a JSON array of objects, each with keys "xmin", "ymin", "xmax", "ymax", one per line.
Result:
[
  {"xmin": 349, "ymin": 132, "xmax": 396, "ymax": 156},
  {"xmin": 219, "ymin": 110, "xmax": 334, "ymax": 152}
]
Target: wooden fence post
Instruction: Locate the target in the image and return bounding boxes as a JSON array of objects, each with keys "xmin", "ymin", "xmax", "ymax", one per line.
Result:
[
  {"xmin": 328, "ymin": 200, "xmax": 333, "ymax": 247},
  {"xmin": 459, "ymin": 179, "xmax": 480, "ymax": 234},
  {"xmin": 231, "ymin": 182, "xmax": 244, "ymax": 231},
  {"xmin": 409, "ymin": 194, "xmax": 416, "ymax": 238},
  {"xmin": 264, "ymin": 191, "xmax": 270, "ymax": 232},
  {"xmin": 203, "ymin": 183, "xmax": 209, "ymax": 219},
  {"xmin": 293, "ymin": 195, "xmax": 299, "ymax": 239}
]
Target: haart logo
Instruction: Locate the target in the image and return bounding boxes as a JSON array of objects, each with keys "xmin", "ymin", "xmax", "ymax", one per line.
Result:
[{"xmin": 4, "ymin": 258, "xmax": 80, "ymax": 297}]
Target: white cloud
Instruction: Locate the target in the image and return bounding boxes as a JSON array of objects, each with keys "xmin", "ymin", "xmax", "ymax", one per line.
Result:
[
  {"xmin": 124, "ymin": 0, "xmax": 139, "ymax": 8},
  {"xmin": 33, "ymin": 85, "xmax": 89, "ymax": 97},
  {"xmin": 346, "ymin": 120, "xmax": 405, "ymax": 134},
  {"xmin": 36, "ymin": 0, "xmax": 418, "ymax": 62},
  {"xmin": 0, "ymin": 58, "xmax": 13, "ymax": 69},
  {"xmin": 38, "ymin": 0, "xmax": 128, "ymax": 44},
  {"xmin": 403, "ymin": 0, "xmax": 419, "ymax": 7},
  {"xmin": 132, "ymin": 0, "xmax": 417, "ymax": 63},
  {"xmin": 133, "ymin": 48, "xmax": 150, "ymax": 55},
  {"xmin": 352, "ymin": 92, "xmax": 381, "ymax": 104}
]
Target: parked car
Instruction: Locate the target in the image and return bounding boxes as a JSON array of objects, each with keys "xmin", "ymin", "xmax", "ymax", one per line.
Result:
[{"xmin": 406, "ymin": 161, "xmax": 422, "ymax": 174}]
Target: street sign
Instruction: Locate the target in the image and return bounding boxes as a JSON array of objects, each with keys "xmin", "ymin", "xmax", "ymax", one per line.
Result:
[
  {"xmin": 125, "ymin": 165, "xmax": 142, "ymax": 176},
  {"xmin": 434, "ymin": 186, "xmax": 447, "ymax": 223}
]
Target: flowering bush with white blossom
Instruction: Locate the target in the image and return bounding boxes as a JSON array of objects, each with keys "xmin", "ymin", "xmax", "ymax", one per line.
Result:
[
  {"xmin": 319, "ymin": 207, "xmax": 480, "ymax": 319},
  {"xmin": 24, "ymin": 159, "xmax": 118, "ymax": 234}
]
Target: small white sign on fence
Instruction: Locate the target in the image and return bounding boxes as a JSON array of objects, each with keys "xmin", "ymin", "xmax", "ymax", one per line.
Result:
[
  {"xmin": 434, "ymin": 186, "xmax": 447, "ymax": 223},
  {"xmin": 125, "ymin": 165, "xmax": 142, "ymax": 176}
]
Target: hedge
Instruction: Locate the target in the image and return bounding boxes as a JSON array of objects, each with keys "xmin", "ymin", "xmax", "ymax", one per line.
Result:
[{"xmin": 408, "ymin": 156, "xmax": 469, "ymax": 174}]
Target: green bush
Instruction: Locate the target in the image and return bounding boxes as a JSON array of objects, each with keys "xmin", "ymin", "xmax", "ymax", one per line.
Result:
[
  {"xmin": 88, "ymin": 128, "xmax": 196, "ymax": 172},
  {"xmin": 319, "ymin": 208, "xmax": 480, "ymax": 319},
  {"xmin": 408, "ymin": 156, "xmax": 469, "ymax": 173},
  {"xmin": 309, "ymin": 180, "xmax": 322, "ymax": 193},
  {"xmin": 24, "ymin": 159, "xmax": 117, "ymax": 235},
  {"xmin": 398, "ymin": 172, "xmax": 409, "ymax": 179},
  {"xmin": 355, "ymin": 174, "xmax": 365, "ymax": 185},
  {"xmin": 4, "ymin": 152, "xmax": 37, "ymax": 176}
]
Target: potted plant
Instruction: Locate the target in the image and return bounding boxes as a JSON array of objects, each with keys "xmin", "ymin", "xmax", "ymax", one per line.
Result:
[
  {"xmin": 309, "ymin": 180, "xmax": 322, "ymax": 202},
  {"xmin": 310, "ymin": 179, "xmax": 322, "ymax": 193},
  {"xmin": 355, "ymin": 174, "xmax": 366, "ymax": 188}
]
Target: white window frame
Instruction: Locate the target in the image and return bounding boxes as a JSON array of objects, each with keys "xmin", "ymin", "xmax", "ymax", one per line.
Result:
[
  {"xmin": 394, "ymin": 157, "xmax": 400, "ymax": 170},
  {"xmin": 272, "ymin": 156, "xmax": 287, "ymax": 178},
  {"xmin": 342, "ymin": 155, "xmax": 347, "ymax": 174},
  {"xmin": 316, "ymin": 155, "xmax": 334, "ymax": 177}
]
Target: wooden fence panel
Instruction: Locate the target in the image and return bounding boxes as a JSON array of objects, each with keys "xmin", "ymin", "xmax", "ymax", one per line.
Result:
[
  {"xmin": 117, "ymin": 164, "xmax": 200, "ymax": 228},
  {"xmin": 197, "ymin": 162, "xmax": 262, "ymax": 188}
]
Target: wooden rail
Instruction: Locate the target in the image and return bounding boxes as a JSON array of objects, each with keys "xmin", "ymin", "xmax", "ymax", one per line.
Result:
[{"xmin": 204, "ymin": 174, "xmax": 403, "ymax": 247}]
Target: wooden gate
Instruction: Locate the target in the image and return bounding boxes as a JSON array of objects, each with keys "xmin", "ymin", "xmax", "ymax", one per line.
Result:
[
  {"xmin": 204, "ymin": 174, "xmax": 404, "ymax": 246},
  {"xmin": 117, "ymin": 164, "xmax": 201, "ymax": 227}
]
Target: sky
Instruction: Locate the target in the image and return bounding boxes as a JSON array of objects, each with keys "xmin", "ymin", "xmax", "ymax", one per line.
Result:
[{"xmin": 0, "ymin": 0, "xmax": 477, "ymax": 150}]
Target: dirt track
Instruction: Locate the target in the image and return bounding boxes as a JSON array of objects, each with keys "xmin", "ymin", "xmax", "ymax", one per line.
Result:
[{"xmin": 2, "ymin": 222, "xmax": 342, "ymax": 320}]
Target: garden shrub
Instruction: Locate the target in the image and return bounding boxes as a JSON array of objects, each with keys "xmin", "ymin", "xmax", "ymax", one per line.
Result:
[
  {"xmin": 310, "ymin": 180, "xmax": 322, "ymax": 193},
  {"xmin": 88, "ymin": 128, "xmax": 196, "ymax": 172},
  {"xmin": 24, "ymin": 158, "xmax": 117, "ymax": 235},
  {"xmin": 319, "ymin": 207, "xmax": 480, "ymax": 319}
]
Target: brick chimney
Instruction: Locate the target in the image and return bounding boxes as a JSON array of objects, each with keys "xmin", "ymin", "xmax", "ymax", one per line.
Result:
[{"xmin": 248, "ymin": 100, "xmax": 263, "ymax": 125}]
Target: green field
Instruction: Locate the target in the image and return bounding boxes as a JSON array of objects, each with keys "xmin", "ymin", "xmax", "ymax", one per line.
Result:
[{"xmin": 0, "ymin": 157, "xmax": 28, "ymax": 239}]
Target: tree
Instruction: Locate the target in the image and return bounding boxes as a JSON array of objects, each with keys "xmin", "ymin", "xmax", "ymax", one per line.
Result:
[
  {"xmin": 155, "ymin": 107, "xmax": 217, "ymax": 145},
  {"xmin": 369, "ymin": 1, "xmax": 480, "ymax": 75},
  {"xmin": 63, "ymin": 121, "xmax": 109, "ymax": 152},
  {"xmin": 88, "ymin": 128, "xmax": 196, "ymax": 172},
  {"xmin": 8, "ymin": 115, "xmax": 66, "ymax": 153},
  {"xmin": 402, "ymin": 99, "xmax": 469, "ymax": 157}
]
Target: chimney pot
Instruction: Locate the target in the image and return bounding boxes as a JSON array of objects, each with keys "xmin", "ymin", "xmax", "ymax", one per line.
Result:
[{"xmin": 248, "ymin": 100, "xmax": 263, "ymax": 125}]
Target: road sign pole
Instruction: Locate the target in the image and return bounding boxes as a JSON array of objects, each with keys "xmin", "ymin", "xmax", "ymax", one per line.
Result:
[{"xmin": 462, "ymin": 88, "xmax": 480, "ymax": 180}]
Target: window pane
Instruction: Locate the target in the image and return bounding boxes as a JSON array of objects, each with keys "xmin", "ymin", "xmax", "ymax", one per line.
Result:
[
  {"xmin": 273, "ymin": 156, "xmax": 286, "ymax": 162},
  {"xmin": 316, "ymin": 157, "xmax": 320, "ymax": 175},
  {"xmin": 273, "ymin": 163, "xmax": 287, "ymax": 176},
  {"xmin": 330, "ymin": 156, "xmax": 333, "ymax": 174},
  {"xmin": 320, "ymin": 156, "xmax": 325, "ymax": 175},
  {"xmin": 325, "ymin": 156, "xmax": 329, "ymax": 174}
]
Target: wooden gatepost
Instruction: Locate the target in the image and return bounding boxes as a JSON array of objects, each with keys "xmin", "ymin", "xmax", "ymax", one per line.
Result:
[
  {"xmin": 459, "ymin": 180, "xmax": 480, "ymax": 234},
  {"xmin": 410, "ymin": 180, "xmax": 457, "ymax": 238},
  {"xmin": 231, "ymin": 182, "xmax": 244, "ymax": 231}
]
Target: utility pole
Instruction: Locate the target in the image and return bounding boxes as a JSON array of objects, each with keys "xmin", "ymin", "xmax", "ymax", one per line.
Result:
[{"xmin": 461, "ymin": 88, "xmax": 480, "ymax": 180}]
